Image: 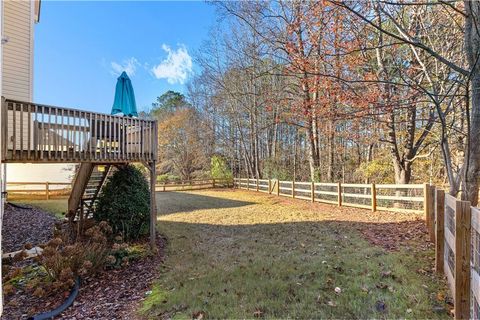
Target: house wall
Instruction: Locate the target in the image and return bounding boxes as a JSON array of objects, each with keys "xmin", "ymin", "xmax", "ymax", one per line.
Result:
[{"xmin": 2, "ymin": 0, "xmax": 34, "ymax": 101}]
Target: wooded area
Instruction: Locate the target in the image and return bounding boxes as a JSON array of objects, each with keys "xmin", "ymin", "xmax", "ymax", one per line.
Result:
[{"xmin": 148, "ymin": 1, "xmax": 480, "ymax": 205}]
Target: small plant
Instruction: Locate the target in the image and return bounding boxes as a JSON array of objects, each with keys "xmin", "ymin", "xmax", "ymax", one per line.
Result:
[
  {"xmin": 107, "ymin": 240, "xmax": 149, "ymax": 269},
  {"xmin": 94, "ymin": 165, "xmax": 150, "ymax": 241},
  {"xmin": 38, "ymin": 221, "xmax": 112, "ymax": 293}
]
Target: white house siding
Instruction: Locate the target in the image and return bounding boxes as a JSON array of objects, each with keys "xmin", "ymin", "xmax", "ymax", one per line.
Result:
[{"xmin": 2, "ymin": 0, "xmax": 33, "ymax": 101}]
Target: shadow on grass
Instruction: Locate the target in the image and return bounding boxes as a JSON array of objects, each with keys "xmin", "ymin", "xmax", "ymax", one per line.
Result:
[
  {"xmin": 156, "ymin": 191, "xmax": 255, "ymax": 215},
  {"xmin": 144, "ymin": 217, "xmax": 448, "ymax": 319}
]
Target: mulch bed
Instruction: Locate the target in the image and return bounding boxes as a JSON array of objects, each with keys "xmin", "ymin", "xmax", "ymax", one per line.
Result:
[
  {"xmin": 57, "ymin": 236, "xmax": 165, "ymax": 320},
  {"xmin": 1, "ymin": 203, "xmax": 166, "ymax": 320},
  {"xmin": 2, "ymin": 203, "xmax": 59, "ymax": 253}
]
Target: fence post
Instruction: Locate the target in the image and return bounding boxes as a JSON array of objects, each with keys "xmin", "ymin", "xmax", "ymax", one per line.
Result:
[
  {"xmin": 429, "ymin": 186, "xmax": 436, "ymax": 242},
  {"xmin": 268, "ymin": 179, "xmax": 271, "ymax": 194},
  {"xmin": 454, "ymin": 199, "xmax": 471, "ymax": 320},
  {"xmin": 212, "ymin": 179, "xmax": 216, "ymax": 188},
  {"xmin": 46, "ymin": 182, "xmax": 50, "ymax": 200},
  {"xmin": 424, "ymin": 183, "xmax": 434, "ymax": 241},
  {"xmin": 371, "ymin": 183, "xmax": 376, "ymax": 212},
  {"xmin": 162, "ymin": 183, "xmax": 165, "ymax": 192},
  {"xmin": 435, "ymin": 189, "xmax": 445, "ymax": 274},
  {"xmin": 292, "ymin": 180, "xmax": 295, "ymax": 198},
  {"xmin": 247, "ymin": 177, "xmax": 249, "ymax": 191},
  {"xmin": 256, "ymin": 178, "xmax": 259, "ymax": 192},
  {"xmin": 311, "ymin": 181, "xmax": 315, "ymax": 203},
  {"xmin": 337, "ymin": 182, "xmax": 342, "ymax": 207},
  {"xmin": 276, "ymin": 180, "xmax": 280, "ymax": 196}
]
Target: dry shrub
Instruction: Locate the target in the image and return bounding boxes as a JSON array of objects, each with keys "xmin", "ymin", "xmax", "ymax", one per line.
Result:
[{"xmin": 38, "ymin": 221, "xmax": 113, "ymax": 292}]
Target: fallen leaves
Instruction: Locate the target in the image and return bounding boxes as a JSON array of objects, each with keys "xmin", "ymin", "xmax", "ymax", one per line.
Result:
[
  {"xmin": 253, "ymin": 308, "xmax": 264, "ymax": 318},
  {"xmin": 193, "ymin": 310, "xmax": 207, "ymax": 319},
  {"xmin": 360, "ymin": 219, "xmax": 428, "ymax": 251}
]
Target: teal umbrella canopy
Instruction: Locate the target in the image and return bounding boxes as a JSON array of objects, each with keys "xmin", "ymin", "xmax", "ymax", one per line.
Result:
[{"xmin": 111, "ymin": 71, "xmax": 138, "ymax": 117}]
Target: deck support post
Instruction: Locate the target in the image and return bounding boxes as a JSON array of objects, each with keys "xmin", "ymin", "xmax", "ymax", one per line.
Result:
[{"xmin": 145, "ymin": 161, "xmax": 157, "ymax": 250}]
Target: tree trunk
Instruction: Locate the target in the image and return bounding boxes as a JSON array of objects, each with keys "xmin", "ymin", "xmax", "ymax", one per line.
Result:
[
  {"xmin": 463, "ymin": 1, "xmax": 480, "ymax": 205},
  {"xmin": 327, "ymin": 121, "xmax": 335, "ymax": 182},
  {"xmin": 464, "ymin": 74, "xmax": 480, "ymax": 205}
]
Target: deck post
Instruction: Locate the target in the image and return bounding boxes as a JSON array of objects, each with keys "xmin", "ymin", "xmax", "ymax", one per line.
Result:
[{"xmin": 148, "ymin": 161, "xmax": 157, "ymax": 249}]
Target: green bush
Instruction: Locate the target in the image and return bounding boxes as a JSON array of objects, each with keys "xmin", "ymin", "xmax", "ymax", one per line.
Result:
[
  {"xmin": 211, "ymin": 155, "xmax": 232, "ymax": 180},
  {"xmin": 157, "ymin": 173, "xmax": 181, "ymax": 183},
  {"xmin": 94, "ymin": 165, "xmax": 150, "ymax": 241}
]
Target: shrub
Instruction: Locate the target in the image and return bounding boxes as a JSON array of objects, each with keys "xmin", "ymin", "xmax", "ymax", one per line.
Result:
[
  {"xmin": 157, "ymin": 173, "xmax": 181, "ymax": 183},
  {"xmin": 211, "ymin": 155, "xmax": 232, "ymax": 180},
  {"xmin": 94, "ymin": 165, "xmax": 150, "ymax": 241},
  {"xmin": 38, "ymin": 221, "xmax": 112, "ymax": 293}
]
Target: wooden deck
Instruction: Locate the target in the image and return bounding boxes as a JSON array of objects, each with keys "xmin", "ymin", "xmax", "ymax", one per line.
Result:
[{"xmin": 1, "ymin": 98, "xmax": 158, "ymax": 163}]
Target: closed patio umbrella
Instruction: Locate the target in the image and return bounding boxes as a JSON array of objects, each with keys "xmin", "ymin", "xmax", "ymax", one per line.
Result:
[{"xmin": 111, "ymin": 71, "xmax": 138, "ymax": 117}]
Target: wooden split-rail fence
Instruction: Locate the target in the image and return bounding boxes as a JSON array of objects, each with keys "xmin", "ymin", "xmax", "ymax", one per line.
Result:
[
  {"xmin": 6, "ymin": 182, "xmax": 71, "ymax": 200},
  {"xmin": 234, "ymin": 177, "xmax": 425, "ymax": 213},
  {"xmin": 156, "ymin": 178, "xmax": 233, "ymax": 192},
  {"xmin": 425, "ymin": 186, "xmax": 480, "ymax": 320},
  {"xmin": 6, "ymin": 178, "xmax": 234, "ymax": 200}
]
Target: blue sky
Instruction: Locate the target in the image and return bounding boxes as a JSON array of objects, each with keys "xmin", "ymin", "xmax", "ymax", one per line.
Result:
[{"xmin": 34, "ymin": 1, "xmax": 216, "ymax": 114}]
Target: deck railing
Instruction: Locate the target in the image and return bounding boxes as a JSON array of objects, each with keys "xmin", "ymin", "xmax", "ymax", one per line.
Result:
[{"xmin": 1, "ymin": 98, "xmax": 158, "ymax": 163}]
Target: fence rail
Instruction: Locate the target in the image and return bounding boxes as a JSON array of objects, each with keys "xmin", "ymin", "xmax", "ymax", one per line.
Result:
[
  {"xmin": 6, "ymin": 178, "xmax": 233, "ymax": 200},
  {"xmin": 234, "ymin": 178, "xmax": 425, "ymax": 214},
  {"xmin": 6, "ymin": 182, "xmax": 71, "ymax": 200},
  {"xmin": 1, "ymin": 98, "xmax": 158, "ymax": 163},
  {"xmin": 156, "ymin": 178, "xmax": 232, "ymax": 192}
]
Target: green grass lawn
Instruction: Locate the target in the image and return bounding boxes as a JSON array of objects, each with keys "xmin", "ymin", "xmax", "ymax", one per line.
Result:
[
  {"xmin": 11, "ymin": 199, "xmax": 67, "ymax": 219},
  {"xmin": 143, "ymin": 189, "xmax": 450, "ymax": 319}
]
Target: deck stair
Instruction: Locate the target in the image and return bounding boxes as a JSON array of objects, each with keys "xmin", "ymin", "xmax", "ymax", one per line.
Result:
[{"xmin": 68, "ymin": 163, "xmax": 117, "ymax": 224}]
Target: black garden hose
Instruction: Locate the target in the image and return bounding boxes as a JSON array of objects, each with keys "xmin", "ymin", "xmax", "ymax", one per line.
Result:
[
  {"xmin": 6, "ymin": 201, "xmax": 33, "ymax": 210},
  {"xmin": 28, "ymin": 277, "xmax": 81, "ymax": 320}
]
